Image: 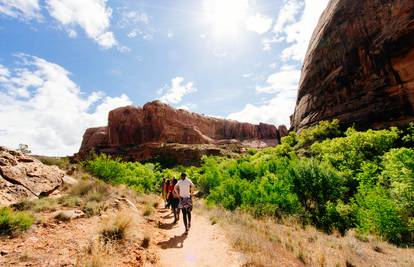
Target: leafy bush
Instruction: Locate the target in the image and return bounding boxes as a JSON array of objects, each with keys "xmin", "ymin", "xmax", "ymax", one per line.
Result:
[
  {"xmin": 85, "ymin": 154, "xmax": 159, "ymax": 193},
  {"xmin": 355, "ymin": 186, "xmax": 406, "ymax": 244},
  {"xmin": 0, "ymin": 207, "xmax": 34, "ymax": 235},
  {"xmin": 199, "ymin": 122, "xmax": 412, "ymax": 244},
  {"xmin": 286, "ymin": 158, "xmax": 347, "ymax": 227},
  {"xmin": 82, "ymin": 120, "xmax": 414, "ymax": 245}
]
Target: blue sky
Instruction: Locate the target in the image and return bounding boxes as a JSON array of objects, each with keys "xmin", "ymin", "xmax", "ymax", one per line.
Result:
[{"xmin": 0, "ymin": 0, "xmax": 328, "ymax": 155}]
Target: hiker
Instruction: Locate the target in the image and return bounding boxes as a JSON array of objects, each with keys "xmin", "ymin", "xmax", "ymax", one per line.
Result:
[
  {"xmin": 174, "ymin": 172, "xmax": 194, "ymax": 234},
  {"xmin": 164, "ymin": 179, "xmax": 171, "ymax": 208},
  {"xmin": 161, "ymin": 177, "xmax": 166, "ymax": 206},
  {"xmin": 169, "ymin": 177, "xmax": 180, "ymax": 223},
  {"xmin": 167, "ymin": 178, "xmax": 176, "ymax": 210}
]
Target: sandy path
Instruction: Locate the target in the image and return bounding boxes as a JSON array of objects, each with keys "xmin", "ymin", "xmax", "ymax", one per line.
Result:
[{"xmin": 155, "ymin": 203, "xmax": 244, "ymax": 267}]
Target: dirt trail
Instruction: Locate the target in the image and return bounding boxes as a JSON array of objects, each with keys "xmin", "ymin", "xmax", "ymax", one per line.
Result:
[{"xmin": 155, "ymin": 202, "xmax": 244, "ymax": 267}]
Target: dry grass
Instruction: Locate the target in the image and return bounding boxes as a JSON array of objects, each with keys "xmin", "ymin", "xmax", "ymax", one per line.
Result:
[
  {"xmin": 79, "ymin": 240, "xmax": 117, "ymax": 267},
  {"xmin": 202, "ymin": 204, "xmax": 414, "ymax": 267},
  {"xmin": 99, "ymin": 210, "xmax": 136, "ymax": 242},
  {"xmin": 54, "ymin": 211, "xmax": 72, "ymax": 222},
  {"xmin": 143, "ymin": 204, "xmax": 153, "ymax": 217},
  {"xmin": 14, "ymin": 197, "xmax": 59, "ymax": 212}
]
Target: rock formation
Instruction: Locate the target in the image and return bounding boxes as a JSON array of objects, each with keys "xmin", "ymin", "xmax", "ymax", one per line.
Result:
[
  {"xmin": 0, "ymin": 146, "xmax": 65, "ymax": 206},
  {"xmin": 291, "ymin": 0, "xmax": 414, "ymax": 131},
  {"xmin": 76, "ymin": 101, "xmax": 287, "ymax": 165}
]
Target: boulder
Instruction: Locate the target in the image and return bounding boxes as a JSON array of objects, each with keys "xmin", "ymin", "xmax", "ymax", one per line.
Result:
[
  {"xmin": 53, "ymin": 209, "xmax": 85, "ymax": 221},
  {"xmin": 0, "ymin": 147, "xmax": 64, "ymax": 206},
  {"xmin": 291, "ymin": 0, "xmax": 414, "ymax": 131},
  {"xmin": 76, "ymin": 101, "xmax": 287, "ymax": 164}
]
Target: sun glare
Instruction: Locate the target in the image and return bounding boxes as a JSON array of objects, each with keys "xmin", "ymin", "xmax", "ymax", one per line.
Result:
[{"xmin": 203, "ymin": 0, "xmax": 249, "ymax": 38}]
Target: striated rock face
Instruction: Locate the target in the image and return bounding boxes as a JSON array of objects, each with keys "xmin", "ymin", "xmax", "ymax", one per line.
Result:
[
  {"xmin": 76, "ymin": 101, "xmax": 287, "ymax": 165},
  {"xmin": 291, "ymin": 0, "xmax": 414, "ymax": 131},
  {"xmin": 0, "ymin": 147, "xmax": 65, "ymax": 206}
]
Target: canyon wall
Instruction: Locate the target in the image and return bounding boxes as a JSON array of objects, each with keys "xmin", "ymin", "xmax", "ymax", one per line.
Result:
[{"xmin": 291, "ymin": 0, "xmax": 414, "ymax": 131}]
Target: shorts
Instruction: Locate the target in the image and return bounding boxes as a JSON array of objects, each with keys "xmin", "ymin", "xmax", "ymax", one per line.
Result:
[{"xmin": 178, "ymin": 197, "xmax": 193, "ymax": 211}]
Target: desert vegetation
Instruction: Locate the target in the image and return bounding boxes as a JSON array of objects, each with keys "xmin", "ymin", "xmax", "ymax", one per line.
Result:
[
  {"xmin": 0, "ymin": 207, "xmax": 34, "ymax": 236},
  {"xmin": 85, "ymin": 120, "xmax": 414, "ymax": 246}
]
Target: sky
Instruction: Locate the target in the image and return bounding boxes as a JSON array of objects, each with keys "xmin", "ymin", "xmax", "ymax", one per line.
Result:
[{"xmin": 0, "ymin": 0, "xmax": 329, "ymax": 156}]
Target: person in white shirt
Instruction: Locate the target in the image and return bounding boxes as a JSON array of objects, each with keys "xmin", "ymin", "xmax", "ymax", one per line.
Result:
[{"xmin": 174, "ymin": 172, "xmax": 195, "ymax": 233}]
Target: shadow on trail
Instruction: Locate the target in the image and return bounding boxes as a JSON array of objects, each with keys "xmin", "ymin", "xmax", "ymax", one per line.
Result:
[
  {"xmin": 162, "ymin": 213, "xmax": 174, "ymax": 219},
  {"xmin": 157, "ymin": 233, "xmax": 188, "ymax": 249},
  {"xmin": 159, "ymin": 221, "xmax": 178, "ymax": 230},
  {"xmin": 158, "ymin": 209, "xmax": 169, "ymax": 214}
]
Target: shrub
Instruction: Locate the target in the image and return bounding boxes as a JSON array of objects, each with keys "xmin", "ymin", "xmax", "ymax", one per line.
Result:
[
  {"xmin": 355, "ymin": 186, "xmax": 406, "ymax": 244},
  {"xmin": 37, "ymin": 156, "xmax": 70, "ymax": 170},
  {"xmin": 286, "ymin": 158, "xmax": 347, "ymax": 227},
  {"xmin": 85, "ymin": 154, "xmax": 159, "ymax": 193},
  {"xmin": 0, "ymin": 207, "xmax": 34, "ymax": 235},
  {"xmin": 380, "ymin": 148, "xmax": 414, "ymax": 214},
  {"xmin": 100, "ymin": 211, "xmax": 133, "ymax": 242},
  {"xmin": 83, "ymin": 201, "xmax": 103, "ymax": 217},
  {"xmin": 295, "ymin": 119, "xmax": 342, "ymax": 149}
]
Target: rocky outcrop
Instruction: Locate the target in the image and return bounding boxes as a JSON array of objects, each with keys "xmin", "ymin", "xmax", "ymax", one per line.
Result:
[
  {"xmin": 291, "ymin": 0, "xmax": 414, "ymax": 131},
  {"xmin": 76, "ymin": 101, "xmax": 287, "ymax": 165},
  {"xmin": 0, "ymin": 147, "xmax": 65, "ymax": 206}
]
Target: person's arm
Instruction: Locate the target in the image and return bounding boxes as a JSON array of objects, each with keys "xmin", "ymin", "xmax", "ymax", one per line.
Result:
[
  {"xmin": 174, "ymin": 183, "xmax": 180, "ymax": 199},
  {"xmin": 189, "ymin": 179, "xmax": 195, "ymax": 196}
]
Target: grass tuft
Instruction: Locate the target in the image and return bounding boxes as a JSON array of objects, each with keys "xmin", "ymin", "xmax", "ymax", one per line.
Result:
[
  {"xmin": 100, "ymin": 211, "xmax": 133, "ymax": 242},
  {"xmin": 0, "ymin": 207, "xmax": 34, "ymax": 235}
]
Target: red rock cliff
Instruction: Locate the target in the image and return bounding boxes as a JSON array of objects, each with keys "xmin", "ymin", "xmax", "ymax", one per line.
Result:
[
  {"xmin": 76, "ymin": 101, "xmax": 286, "ymax": 164},
  {"xmin": 291, "ymin": 0, "xmax": 414, "ymax": 131}
]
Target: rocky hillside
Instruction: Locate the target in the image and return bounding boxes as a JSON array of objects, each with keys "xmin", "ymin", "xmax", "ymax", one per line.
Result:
[
  {"xmin": 291, "ymin": 0, "xmax": 414, "ymax": 131},
  {"xmin": 75, "ymin": 100, "xmax": 287, "ymax": 165},
  {"xmin": 0, "ymin": 147, "xmax": 66, "ymax": 206}
]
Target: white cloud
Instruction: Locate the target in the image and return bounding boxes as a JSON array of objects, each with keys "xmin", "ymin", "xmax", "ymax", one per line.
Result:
[
  {"xmin": 230, "ymin": 0, "xmax": 329, "ymax": 126},
  {"xmin": 45, "ymin": 0, "xmax": 117, "ymax": 48},
  {"xmin": 0, "ymin": 0, "xmax": 41, "ymax": 20},
  {"xmin": 0, "ymin": 54, "xmax": 131, "ymax": 156},
  {"xmin": 67, "ymin": 28, "xmax": 77, "ymax": 38},
  {"xmin": 245, "ymin": 13, "xmax": 272, "ymax": 34},
  {"xmin": 263, "ymin": 0, "xmax": 329, "ymax": 61},
  {"xmin": 256, "ymin": 67, "xmax": 301, "ymax": 94},
  {"xmin": 159, "ymin": 77, "xmax": 197, "ymax": 105},
  {"xmin": 227, "ymin": 96, "xmax": 295, "ymax": 126},
  {"xmin": 119, "ymin": 8, "xmax": 154, "ymax": 41},
  {"xmin": 228, "ymin": 65, "xmax": 301, "ymax": 126},
  {"xmin": 273, "ymin": 0, "xmax": 303, "ymax": 34},
  {"xmin": 119, "ymin": 10, "xmax": 148, "ymax": 26},
  {"xmin": 280, "ymin": 0, "xmax": 329, "ymax": 61}
]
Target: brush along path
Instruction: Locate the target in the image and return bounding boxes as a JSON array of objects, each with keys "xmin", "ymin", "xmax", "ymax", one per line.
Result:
[{"xmin": 155, "ymin": 201, "xmax": 244, "ymax": 267}]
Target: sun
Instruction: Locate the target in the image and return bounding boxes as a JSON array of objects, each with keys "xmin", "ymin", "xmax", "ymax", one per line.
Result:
[{"xmin": 203, "ymin": 0, "xmax": 249, "ymax": 38}]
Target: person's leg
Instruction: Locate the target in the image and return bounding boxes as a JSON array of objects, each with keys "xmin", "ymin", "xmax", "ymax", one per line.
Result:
[
  {"xmin": 173, "ymin": 206, "xmax": 178, "ymax": 223},
  {"xmin": 188, "ymin": 209, "xmax": 191, "ymax": 228},
  {"xmin": 182, "ymin": 208, "xmax": 188, "ymax": 231}
]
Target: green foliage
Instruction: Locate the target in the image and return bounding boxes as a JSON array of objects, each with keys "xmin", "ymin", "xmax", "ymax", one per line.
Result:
[
  {"xmin": 402, "ymin": 123, "xmax": 414, "ymax": 145},
  {"xmin": 311, "ymin": 127, "xmax": 400, "ymax": 173},
  {"xmin": 82, "ymin": 120, "xmax": 414, "ymax": 245},
  {"xmin": 197, "ymin": 121, "xmax": 413, "ymax": 245},
  {"xmin": 0, "ymin": 207, "xmax": 34, "ymax": 235},
  {"xmin": 381, "ymin": 148, "xmax": 414, "ymax": 213},
  {"xmin": 286, "ymin": 158, "xmax": 347, "ymax": 227},
  {"xmin": 84, "ymin": 154, "xmax": 160, "ymax": 193},
  {"xmin": 355, "ymin": 186, "xmax": 406, "ymax": 244},
  {"xmin": 295, "ymin": 119, "xmax": 342, "ymax": 149}
]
